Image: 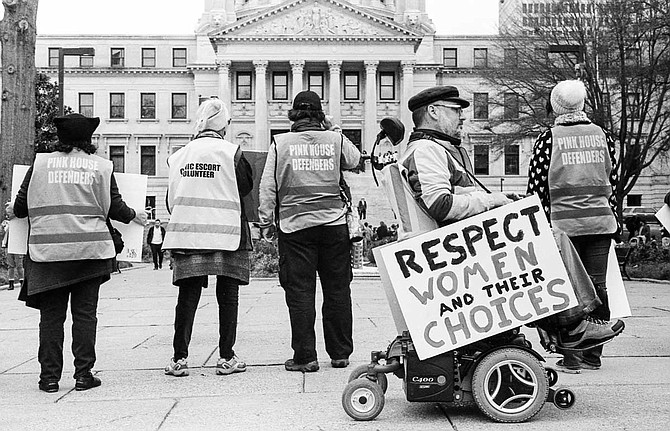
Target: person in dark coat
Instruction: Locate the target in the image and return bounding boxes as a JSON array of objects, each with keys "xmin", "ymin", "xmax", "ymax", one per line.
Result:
[
  {"xmin": 7, "ymin": 113, "xmax": 146, "ymax": 393},
  {"xmin": 146, "ymin": 219, "xmax": 166, "ymax": 269}
]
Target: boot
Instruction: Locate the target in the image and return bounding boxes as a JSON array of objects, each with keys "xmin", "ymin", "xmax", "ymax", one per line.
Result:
[{"xmin": 8, "ymin": 280, "xmax": 14, "ymax": 291}]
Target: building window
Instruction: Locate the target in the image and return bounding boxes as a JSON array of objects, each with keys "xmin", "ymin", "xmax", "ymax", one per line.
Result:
[
  {"xmin": 504, "ymin": 48, "xmax": 518, "ymax": 68},
  {"xmin": 79, "ymin": 93, "xmax": 94, "ymax": 117},
  {"xmin": 473, "ymin": 93, "xmax": 489, "ymax": 119},
  {"xmin": 236, "ymin": 72, "xmax": 252, "ymax": 100},
  {"xmin": 627, "ymin": 92, "xmax": 640, "ymax": 119},
  {"xmin": 142, "ymin": 48, "xmax": 156, "ymax": 67},
  {"xmin": 145, "ymin": 196, "xmax": 156, "ymax": 220},
  {"xmin": 308, "ymin": 72, "xmax": 324, "ymax": 99},
  {"xmin": 80, "ymin": 55, "xmax": 93, "ymax": 67},
  {"xmin": 48, "ymin": 48, "xmax": 59, "ymax": 67},
  {"xmin": 344, "ymin": 72, "xmax": 360, "ymax": 100},
  {"xmin": 140, "ymin": 146, "xmax": 156, "ymax": 176},
  {"xmin": 474, "ymin": 48, "xmax": 488, "ymax": 68},
  {"xmin": 110, "ymin": 93, "xmax": 125, "ymax": 119},
  {"xmin": 379, "ymin": 72, "xmax": 395, "ymax": 100},
  {"xmin": 140, "ymin": 93, "xmax": 156, "ymax": 119},
  {"xmin": 172, "ymin": 93, "xmax": 187, "ymax": 119},
  {"xmin": 626, "ymin": 194, "xmax": 642, "ymax": 207},
  {"xmin": 111, "ymin": 48, "xmax": 124, "ymax": 67},
  {"xmin": 272, "ymin": 72, "xmax": 288, "ymax": 100},
  {"xmin": 443, "ymin": 48, "xmax": 457, "ymax": 68},
  {"xmin": 109, "ymin": 145, "xmax": 125, "ymax": 173},
  {"xmin": 504, "ymin": 92, "xmax": 519, "ymax": 119},
  {"xmin": 173, "ymin": 48, "xmax": 187, "ymax": 67},
  {"xmin": 474, "ymin": 145, "xmax": 489, "ymax": 175},
  {"xmin": 505, "ymin": 144, "xmax": 520, "ymax": 175},
  {"xmin": 534, "ymin": 47, "xmax": 548, "ymax": 63}
]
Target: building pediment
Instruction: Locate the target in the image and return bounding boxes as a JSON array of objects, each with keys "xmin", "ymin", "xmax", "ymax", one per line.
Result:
[{"xmin": 210, "ymin": 0, "xmax": 421, "ymax": 42}]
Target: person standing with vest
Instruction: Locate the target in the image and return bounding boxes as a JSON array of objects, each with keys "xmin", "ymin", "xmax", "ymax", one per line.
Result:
[
  {"xmin": 527, "ymin": 80, "xmax": 624, "ymax": 373},
  {"xmin": 258, "ymin": 91, "xmax": 361, "ymax": 372},
  {"xmin": 162, "ymin": 98, "xmax": 253, "ymax": 377},
  {"xmin": 146, "ymin": 219, "xmax": 166, "ymax": 270},
  {"xmin": 6, "ymin": 114, "xmax": 146, "ymax": 393}
]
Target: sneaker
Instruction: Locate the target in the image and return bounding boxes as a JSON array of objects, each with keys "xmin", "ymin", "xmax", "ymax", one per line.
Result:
[
  {"xmin": 38, "ymin": 380, "xmax": 59, "ymax": 393},
  {"xmin": 561, "ymin": 317, "xmax": 625, "ymax": 349},
  {"xmin": 555, "ymin": 359, "xmax": 582, "ymax": 374},
  {"xmin": 165, "ymin": 358, "xmax": 189, "ymax": 377},
  {"xmin": 330, "ymin": 358, "xmax": 350, "ymax": 368},
  {"xmin": 75, "ymin": 373, "xmax": 102, "ymax": 391},
  {"xmin": 284, "ymin": 359, "xmax": 319, "ymax": 372},
  {"xmin": 216, "ymin": 355, "xmax": 247, "ymax": 375}
]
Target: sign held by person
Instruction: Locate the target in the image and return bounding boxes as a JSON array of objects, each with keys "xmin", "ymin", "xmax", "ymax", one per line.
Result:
[{"xmin": 375, "ymin": 195, "xmax": 578, "ymax": 360}]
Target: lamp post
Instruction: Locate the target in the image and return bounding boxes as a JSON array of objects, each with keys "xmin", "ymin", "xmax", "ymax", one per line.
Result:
[{"xmin": 58, "ymin": 47, "xmax": 95, "ymax": 115}]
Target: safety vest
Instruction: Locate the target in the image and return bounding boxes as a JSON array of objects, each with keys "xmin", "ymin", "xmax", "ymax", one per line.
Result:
[
  {"xmin": 163, "ymin": 136, "xmax": 241, "ymax": 251},
  {"xmin": 380, "ymin": 163, "xmax": 437, "ymax": 240},
  {"xmin": 27, "ymin": 150, "xmax": 114, "ymax": 262},
  {"xmin": 273, "ymin": 131, "xmax": 345, "ymax": 232},
  {"xmin": 549, "ymin": 123, "xmax": 618, "ymax": 236}
]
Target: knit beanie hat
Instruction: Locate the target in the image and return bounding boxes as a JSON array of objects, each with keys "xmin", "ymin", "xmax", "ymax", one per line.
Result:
[
  {"xmin": 550, "ymin": 80, "xmax": 586, "ymax": 115},
  {"xmin": 194, "ymin": 98, "xmax": 230, "ymax": 133}
]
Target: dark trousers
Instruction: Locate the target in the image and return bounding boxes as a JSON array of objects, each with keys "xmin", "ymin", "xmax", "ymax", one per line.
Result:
[
  {"xmin": 566, "ymin": 234, "xmax": 612, "ymax": 365},
  {"xmin": 278, "ymin": 224, "xmax": 354, "ymax": 364},
  {"xmin": 172, "ymin": 275, "xmax": 240, "ymax": 361},
  {"xmin": 150, "ymin": 244, "xmax": 163, "ymax": 268},
  {"xmin": 38, "ymin": 277, "xmax": 102, "ymax": 383}
]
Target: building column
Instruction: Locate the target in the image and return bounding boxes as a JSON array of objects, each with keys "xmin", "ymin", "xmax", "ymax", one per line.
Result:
[
  {"xmin": 216, "ymin": 59, "xmax": 232, "ymax": 111},
  {"xmin": 400, "ymin": 60, "xmax": 416, "ymax": 153},
  {"xmin": 254, "ymin": 60, "xmax": 268, "ymax": 150},
  {"xmin": 290, "ymin": 60, "xmax": 304, "ymax": 100},
  {"xmin": 364, "ymin": 60, "xmax": 379, "ymax": 154},
  {"xmin": 328, "ymin": 60, "xmax": 342, "ymax": 124}
]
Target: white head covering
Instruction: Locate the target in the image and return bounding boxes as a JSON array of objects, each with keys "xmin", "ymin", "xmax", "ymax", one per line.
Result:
[
  {"xmin": 550, "ymin": 80, "xmax": 586, "ymax": 115},
  {"xmin": 194, "ymin": 98, "xmax": 231, "ymax": 134}
]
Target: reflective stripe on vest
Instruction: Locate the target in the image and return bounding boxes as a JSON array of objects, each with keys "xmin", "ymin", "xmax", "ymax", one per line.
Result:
[
  {"xmin": 380, "ymin": 163, "xmax": 438, "ymax": 240},
  {"xmin": 548, "ymin": 123, "xmax": 617, "ymax": 236},
  {"xmin": 163, "ymin": 137, "xmax": 241, "ymax": 251},
  {"xmin": 27, "ymin": 151, "xmax": 114, "ymax": 262},
  {"xmin": 273, "ymin": 131, "xmax": 345, "ymax": 230}
]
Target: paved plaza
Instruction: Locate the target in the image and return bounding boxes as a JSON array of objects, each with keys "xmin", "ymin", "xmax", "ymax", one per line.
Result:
[{"xmin": 1, "ymin": 265, "xmax": 669, "ymax": 430}]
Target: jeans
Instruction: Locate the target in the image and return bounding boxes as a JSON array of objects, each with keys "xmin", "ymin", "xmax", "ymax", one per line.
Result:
[
  {"xmin": 172, "ymin": 275, "xmax": 240, "ymax": 361},
  {"xmin": 6, "ymin": 253, "xmax": 24, "ymax": 281},
  {"xmin": 565, "ymin": 234, "xmax": 611, "ymax": 366},
  {"xmin": 38, "ymin": 277, "xmax": 102, "ymax": 383},
  {"xmin": 150, "ymin": 244, "xmax": 163, "ymax": 268},
  {"xmin": 278, "ymin": 224, "xmax": 353, "ymax": 364}
]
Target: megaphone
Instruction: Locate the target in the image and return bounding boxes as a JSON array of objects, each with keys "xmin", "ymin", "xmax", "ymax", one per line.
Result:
[{"xmin": 369, "ymin": 117, "xmax": 406, "ymax": 186}]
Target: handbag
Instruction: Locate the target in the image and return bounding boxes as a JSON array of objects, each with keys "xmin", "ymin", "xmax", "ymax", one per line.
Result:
[{"xmin": 106, "ymin": 219, "xmax": 124, "ymax": 254}]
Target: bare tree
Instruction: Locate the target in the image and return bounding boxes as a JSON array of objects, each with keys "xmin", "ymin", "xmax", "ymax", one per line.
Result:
[
  {"xmin": 0, "ymin": 0, "xmax": 38, "ymax": 217},
  {"xmin": 484, "ymin": 0, "xmax": 670, "ymax": 218}
]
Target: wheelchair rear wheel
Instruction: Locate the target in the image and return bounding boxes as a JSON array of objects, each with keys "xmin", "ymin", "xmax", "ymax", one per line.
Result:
[{"xmin": 472, "ymin": 348, "xmax": 549, "ymax": 423}]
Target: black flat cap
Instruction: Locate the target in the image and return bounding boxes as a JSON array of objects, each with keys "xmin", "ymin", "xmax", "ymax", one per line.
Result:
[
  {"xmin": 408, "ymin": 85, "xmax": 470, "ymax": 112},
  {"xmin": 54, "ymin": 113, "xmax": 100, "ymax": 143},
  {"xmin": 292, "ymin": 90, "xmax": 323, "ymax": 111}
]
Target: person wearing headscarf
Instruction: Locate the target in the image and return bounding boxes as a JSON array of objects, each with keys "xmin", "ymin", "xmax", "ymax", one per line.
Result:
[
  {"xmin": 162, "ymin": 98, "xmax": 253, "ymax": 377},
  {"xmin": 527, "ymin": 80, "xmax": 624, "ymax": 373},
  {"xmin": 7, "ymin": 113, "xmax": 146, "ymax": 393}
]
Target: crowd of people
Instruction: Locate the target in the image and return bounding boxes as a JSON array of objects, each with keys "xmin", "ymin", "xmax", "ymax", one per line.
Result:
[{"xmin": 1, "ymin": 80, "xmax": 634, "ymax": 392}]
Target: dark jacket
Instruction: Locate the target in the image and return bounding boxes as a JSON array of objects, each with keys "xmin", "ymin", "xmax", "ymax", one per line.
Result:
[
  {"xmin": 14, "ymin": 164, "xmax": 136, "ymax": 300},
  {"xmin": 146, "ymin": 225, "xmax": 166, "ymax": 245}
]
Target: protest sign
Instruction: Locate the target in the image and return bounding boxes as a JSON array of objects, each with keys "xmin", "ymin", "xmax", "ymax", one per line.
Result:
[
  {"xmin": 607, "ymin": 240, "xmax": 632, "ymax": 318},
  {"xmin": 7, "ymin": 165, "xmax": 146, "ymax": 262},
  {"xmin": 110, "ymin": 172, "xmax": 147, "ymax": 262},
  {"xmin": 655, "ymin": 205, "xmax": 670, "ymax": 232},
  {"xmin": 374, "ymin": 195, "xmax": 578, "ymax": 360}
]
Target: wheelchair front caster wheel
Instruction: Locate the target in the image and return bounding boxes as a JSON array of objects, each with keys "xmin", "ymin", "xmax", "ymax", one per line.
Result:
[
  {"xmin": 546, "ymin": 367, "xmax": 559, "ymax": 387},
  {"xmin": 348, "ymin": 364, "xmax": 389, "ymax": 394},
  {"xmin": 553, "ymin": 387, "xmax": 575, "ymax": 409},
  {"xmin": 342, "ymin": 379, "xmax": 385, "ymax": 421}
]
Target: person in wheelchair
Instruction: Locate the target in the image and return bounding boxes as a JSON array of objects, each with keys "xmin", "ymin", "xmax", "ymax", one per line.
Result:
[{"xmin": 401, "ymin": 85, "xmax": 623, "ymax": 356}]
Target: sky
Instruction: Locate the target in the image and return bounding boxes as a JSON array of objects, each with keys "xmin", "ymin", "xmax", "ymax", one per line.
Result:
[{"xmin": 28, "ymin": 0, "xmax": 499, "ymax": 36}]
